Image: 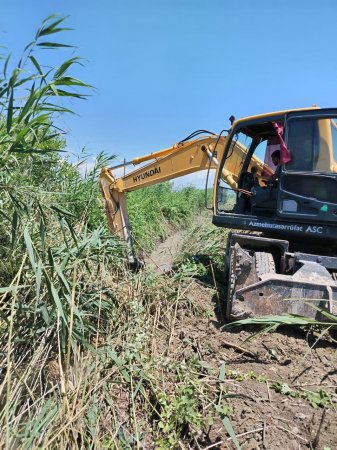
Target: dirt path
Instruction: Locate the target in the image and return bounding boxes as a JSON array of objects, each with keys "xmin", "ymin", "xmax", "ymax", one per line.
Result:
[
  {"xmin": 147, "ymin": 223, "xmax": 337, "ymax": 449},
  {"xmin": 144, "ymin": 228, "xmax": 186, "ymax": 274},
  {"xmin": 144, "ymin": 211, "xmax": 211, "ymax": 274}
]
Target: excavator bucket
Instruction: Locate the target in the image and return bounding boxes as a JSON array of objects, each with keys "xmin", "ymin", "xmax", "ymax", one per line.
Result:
[{"xmin": 225, "ymin": 233, "xmax": 337, "ymax": 322}]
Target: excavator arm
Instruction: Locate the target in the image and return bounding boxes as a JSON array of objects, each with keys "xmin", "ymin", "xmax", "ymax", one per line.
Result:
[{"xmin": 99, "ymin": 132, "xmax": 263, "ymax": 263}]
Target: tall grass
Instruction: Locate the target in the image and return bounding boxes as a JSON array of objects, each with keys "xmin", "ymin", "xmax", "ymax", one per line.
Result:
[
  {"xmin": 0, "ymin": 17, "xmax": 228, "ymax": 448},
  {"xmin": 0, "ymin": 16, "xmax": 129, "ymax": 447}
]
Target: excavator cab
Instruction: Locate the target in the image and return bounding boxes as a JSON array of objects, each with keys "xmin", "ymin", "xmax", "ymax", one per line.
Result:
[
  {"xmin": 214, "ymin": 108, "xmax": 337, "ymax": 239},
  {"xmin": 213, "ymin": 108, "xmax": 337, "ymax": 321}
]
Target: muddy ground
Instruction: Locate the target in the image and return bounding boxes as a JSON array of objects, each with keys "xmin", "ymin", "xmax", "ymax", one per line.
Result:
[{"xmin": 147, "ymin": 225, "xmax": 337, "ymax": 450}]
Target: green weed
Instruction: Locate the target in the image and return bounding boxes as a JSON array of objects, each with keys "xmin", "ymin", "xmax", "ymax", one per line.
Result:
[
  {"xmin": 227, "ymin": 369, "xmax": 335, "ymax": 409},
  {"xmin": 156, "ymin": 384, "xmax": 203, "ymax": 449},
  {"xmin": 272, "ymin": 382, "xmax": 333, "ymax": 408}
]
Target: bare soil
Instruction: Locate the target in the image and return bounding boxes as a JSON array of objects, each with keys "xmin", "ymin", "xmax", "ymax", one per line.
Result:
[
  {"xmin": 148, "ymin": 226, "xmax": 337, "ymax": 450},
  {"xmin": 145, "ymin": 228, "xmax": 185, "ymax": 275}
]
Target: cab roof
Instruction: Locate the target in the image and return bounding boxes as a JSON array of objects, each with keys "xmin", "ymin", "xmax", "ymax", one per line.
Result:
[{"xmin": 233, "ymin": 106, "xmax": 320, "ymax": 128}]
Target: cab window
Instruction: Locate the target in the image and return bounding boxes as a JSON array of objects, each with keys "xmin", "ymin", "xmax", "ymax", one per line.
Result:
[{"xmin": 285, "ymin": 117, "xmax": 337, "ymax": 173}]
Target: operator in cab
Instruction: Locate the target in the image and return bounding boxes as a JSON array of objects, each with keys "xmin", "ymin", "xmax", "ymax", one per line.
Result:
[
  {"xmin": 248, "ymin": 149, "xmax": 281, "ymax": 212},
  {"xmin": 269, "ymin": 149, "xmax": 281, "ymax": 185}
]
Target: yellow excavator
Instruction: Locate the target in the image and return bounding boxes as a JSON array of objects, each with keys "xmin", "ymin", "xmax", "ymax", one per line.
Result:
[{"xmin": 100, "ymin": 107, "xmax": 337, "ymax": 321}]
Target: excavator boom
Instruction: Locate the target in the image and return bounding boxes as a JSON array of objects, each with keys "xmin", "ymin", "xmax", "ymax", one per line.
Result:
[{"xmin": 99, "ymin": 134, "xmax": 226, "ymax": 261}]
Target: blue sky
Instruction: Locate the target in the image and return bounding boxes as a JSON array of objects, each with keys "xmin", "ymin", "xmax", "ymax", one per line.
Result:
[{"xmin": 2, "ymin": 0, "xmax": 337, "ymax": 186}]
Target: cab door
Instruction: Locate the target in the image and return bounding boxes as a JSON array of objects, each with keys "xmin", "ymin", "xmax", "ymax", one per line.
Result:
[
  {"xmin": 277, "ymin": 109, "xmax": 337, "ymax": 224},
  {"xmin": 215, "ymin": 129, "xmax": 254, "ymax": 214}
]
